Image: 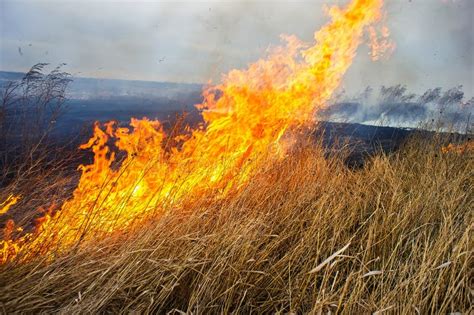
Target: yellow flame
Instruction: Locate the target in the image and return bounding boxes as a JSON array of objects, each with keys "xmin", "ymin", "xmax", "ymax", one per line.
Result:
[
  {"xmin": 1, "ymin": 0, "xmax": 390, "ymax": 263},
  {"xmin": 0, "ymin": 195, "xmax": 19, "ymax": 215}
]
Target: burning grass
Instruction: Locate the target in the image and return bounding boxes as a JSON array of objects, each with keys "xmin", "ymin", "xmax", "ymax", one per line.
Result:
[
  {"xmin": 0, "ymin": 0, "xmax": 471, "ymax": 311},
  {"xmin": 1, "ymin": 0, "xmax": 391, "ymax": 263},
  {"xmin": 0, "ymin": 134, "xmax": 471, "ymax": 313}
]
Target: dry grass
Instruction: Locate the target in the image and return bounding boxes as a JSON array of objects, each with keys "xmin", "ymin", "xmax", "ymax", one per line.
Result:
[{"xmin": 0, "ymin": 134, "xmax": 472, "ymax": 314}]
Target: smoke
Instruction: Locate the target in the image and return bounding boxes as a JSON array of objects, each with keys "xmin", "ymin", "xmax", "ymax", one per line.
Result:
[
  {"xmin": 322, "ymin": 85, "xmax": 473, "ymax": 132},
  {"xmin": 1, "ymin": 0, "xmax": 472, "ymax": 94}
]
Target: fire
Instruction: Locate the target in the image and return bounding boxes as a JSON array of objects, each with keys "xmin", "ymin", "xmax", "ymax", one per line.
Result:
[
  {"xmin": 1, "ymin": 0, "xmax": 389, "ymax": 263},
  {"xmin": 368, "ymin": 24, "xmax": 395, "ymax": 60},
  {"xmin": 0, "ymin": 195, "xmax": 19, "ymax": 215},
  {"xmin": 441, "ymin": 141, "xmax": 474, "ymax": 154}
]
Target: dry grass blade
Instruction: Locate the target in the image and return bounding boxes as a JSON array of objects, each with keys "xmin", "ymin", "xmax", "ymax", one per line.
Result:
[
  {"xmin": 361, "ymin": 270, "xmax": 383, "ymax": 278},
  {"xmin": 308, "ymin": 242, "xmax": 351, "ymax": 274}
]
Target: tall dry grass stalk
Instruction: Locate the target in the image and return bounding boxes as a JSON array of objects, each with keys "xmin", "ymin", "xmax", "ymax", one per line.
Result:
[{"xmin": 0, "ymin": 134, "xmax": 472, "ymax": 313}]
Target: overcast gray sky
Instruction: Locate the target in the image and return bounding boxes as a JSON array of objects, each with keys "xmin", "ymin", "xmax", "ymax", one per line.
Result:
[{"xmin": 0, "ymin": 0, "xmax": 472, "ymax": 96}]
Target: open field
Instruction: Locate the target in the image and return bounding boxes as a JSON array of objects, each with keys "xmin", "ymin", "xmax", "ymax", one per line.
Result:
[
  {"xmin": 0, "ymin": 133, "xmax": 471, "ymax": 313},
  {"xmin": 0, "ymin": 0, "xmax": 472, "ymax": 312}
]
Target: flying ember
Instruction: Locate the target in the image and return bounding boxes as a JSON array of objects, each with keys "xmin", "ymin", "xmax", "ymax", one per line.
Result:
[{"xmin": 1, "ymin": 0, "xmax": 390, "ymax": 263}]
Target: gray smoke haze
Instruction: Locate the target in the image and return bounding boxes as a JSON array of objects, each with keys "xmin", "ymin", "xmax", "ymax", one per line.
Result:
[
  {"xmin": 1, "ymin": 0, "xmax": 472, "ymax": 132},
  {"xmin": 342, "ymin": 0, "xmax": 473, "ymax": 98},
  {"xmin": 322, "ymin": 85, "xmax": 473, "ymax": 132},
  {"xmin": 1, "ymin": 0, "xmax": 472, "ymax": 98}
]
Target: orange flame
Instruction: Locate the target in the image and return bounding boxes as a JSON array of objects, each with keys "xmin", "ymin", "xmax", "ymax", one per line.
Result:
[
  {"xmin": 441, "ymin": 141, "xmax": 473, "ymax": 154},
  {"xmin": 1, "ymin": 0, "xmax": 389, "ymax": 263},
  {"xmin": 368, "ymin": 24, "xmax": 395, "ymax": 60}
]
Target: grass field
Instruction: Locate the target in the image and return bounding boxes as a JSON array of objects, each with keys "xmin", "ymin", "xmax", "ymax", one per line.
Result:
[{"xmin": 0, "ymin": 133, "xmax": 471, "ymax": 313}]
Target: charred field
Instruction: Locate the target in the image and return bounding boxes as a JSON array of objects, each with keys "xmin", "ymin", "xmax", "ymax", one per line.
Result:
[{"xmin": 0, "ymin": 0, "xmax": 473, "ymax": 313}]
